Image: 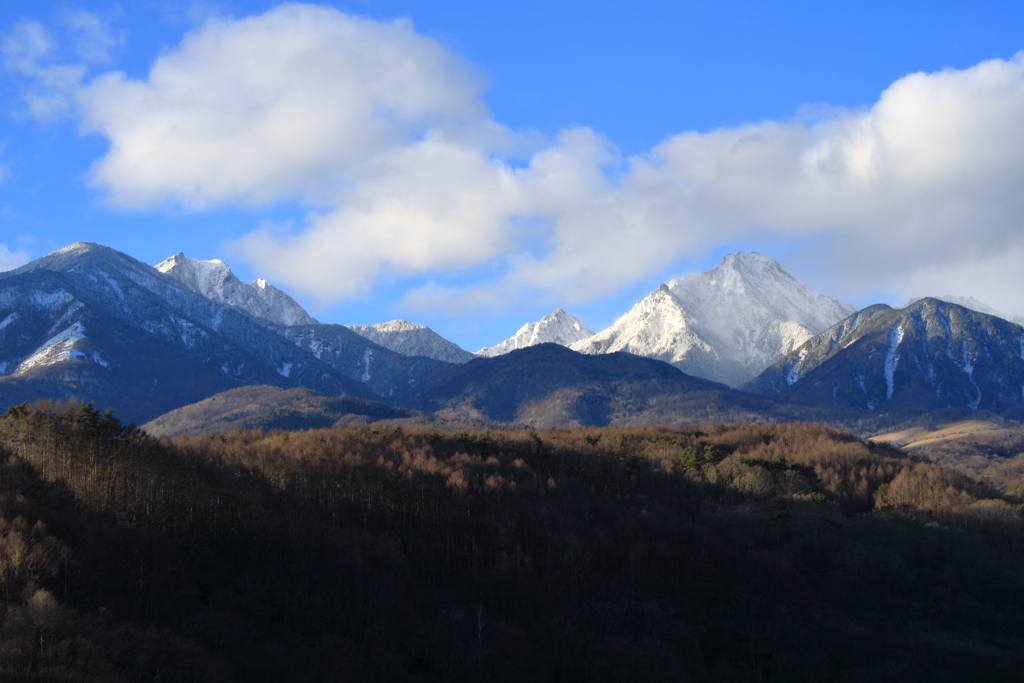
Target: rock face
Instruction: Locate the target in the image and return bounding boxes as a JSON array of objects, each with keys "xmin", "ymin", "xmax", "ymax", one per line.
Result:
[
  {"xmin": 347, "ymin": 320, "xmax": 476, "ymax": 364},
  {"xmin": 156, "ymin": 252, "xmax": 318, "ymax": 327},
  {"xmin": 572, "ymin": 253, "xmax": 857, "ymax": 386},
  {"xmin": 477, "ymin": 309, "xmax": 594, "ymax": 356},
  {"xmin": 744, "ymin": 298, "xmax": 1024, "ymax": 413}
]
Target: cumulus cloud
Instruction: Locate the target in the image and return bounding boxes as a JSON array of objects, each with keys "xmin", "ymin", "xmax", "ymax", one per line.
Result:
[
  {"xmin": 77, "ymin": 4, "xmax": 491, "ymax": 208},
  {"xmin": 0, "ymin": 243, "xmax": 29, "ymax": 272},
  {"xmin": 231, "ymin": 130, "xmax": 530, "ymax": 301},
  {"xmin": 410, "ymin": 54, "xmax": 1024, "ymax": 314},
  {"xmin": 618, "ymin": 56, "xmax": 1024, "ymax": 303},
  {"xmin": 14, "ymin": 3, "xmax": 1024, "ymax": 318}
]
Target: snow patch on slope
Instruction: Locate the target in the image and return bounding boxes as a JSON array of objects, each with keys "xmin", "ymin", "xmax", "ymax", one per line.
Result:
[
  {"xmin": 786, "ymin": 349, "xmax": 807, "ymax": 386},
  {"xmin": 361, "ymin": 347, "xmax": 372, "ymax": 382},
  {"xmin": 962, "ymin": 338, "xmax": 981, "ymax": 410},
  {"xmin": 884, "ymin": 325, "xmax": 904, "ymax": 400},
  {"xmin": 15, "ymin": 322, "xmax": 87, "ymax": 374},
  {"xmin": 31, "ymin": 290, "xmax": 75, "ymax": 312}
]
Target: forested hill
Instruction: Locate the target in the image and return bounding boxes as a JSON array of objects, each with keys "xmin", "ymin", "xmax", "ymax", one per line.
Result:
[{"xmin": 0, "ymin": 401, "xmax": 1023, "ymax": 681}]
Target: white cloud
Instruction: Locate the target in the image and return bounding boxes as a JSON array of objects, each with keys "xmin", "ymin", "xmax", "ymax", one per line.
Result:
[
  {"xmin": 230, "ymin": 130, "xmax": 529, "ymax": 302},
  {"xmin": 1, "ymin": 20, "xmax": 85, "ymax": 119},
  {"xmin": 406, "ymin": 54, "xmax": 1024, "ymax": 316},
  {"xmin": 0, "ymin": 243, "xmax": 29, "ymax": 272},
  {"xmin": 15, "ymin": 3, "xmax": 1024, "ymax": 319},
  {"xmin": 897, "ymin": 247, "xmax": 1024, "ymax": 321},
  {"xmin": 76, "ymin": 4, "xmax": 490, "ymax": 208},
  {"xmin": 60, "ymin": 8, "xmax": 123, "ymax": 65}
]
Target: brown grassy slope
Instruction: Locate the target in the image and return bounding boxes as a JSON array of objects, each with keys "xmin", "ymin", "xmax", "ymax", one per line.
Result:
[
  {"xmin": 142, "ymin": 385, "xmax": 419, "ymax": 436},
  {"xmin": 873, "ymin": 418, "xmax": 1024, "ymax": 494}
]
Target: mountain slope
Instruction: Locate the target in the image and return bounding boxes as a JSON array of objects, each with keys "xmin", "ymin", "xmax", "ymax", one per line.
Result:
[
  {"xmin": 346, "ymin": 320, "xmax": 476, "ymax": 363},
  {"xmin": 283, "ymin": 324, "xmax": 452, "ymax": 405},
  {"xmin": 156, "ymin": 252, "xmax": 318, "ymax": 326},
  {"xmin": 154, "ymin": 252, "xmax": 455, "ymax": 400},
  {"xmin": 143, "ymin": 385, "xmax": 418, "ymax": 436},
  {"xmin": 572, "ymin": 253, "xmax": 856, "ymax": 387},
  {"xmin": 745, "ymin": 298, "xmax": 1024, "ymax": 413},
  {"xmin": 478, "ymin": 309, "xmax": 594, "ymax": 356}
]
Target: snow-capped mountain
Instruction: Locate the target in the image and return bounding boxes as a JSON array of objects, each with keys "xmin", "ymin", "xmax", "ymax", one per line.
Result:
[
  {"xmin": 346, "ymin": 320, "xmax": 476, "ymax": 364},
  {"xmin": 477, "ymin": 309, "xmax": 594, "ymax": 356},
  {"xmin": 0, "ymin": 242, "xmax": 450, "ymax": 422},
  {"xmin": 745, "ymin": 298, "xmax": 1024, "ymax": 413},
  {"xmin": 571, "ymin": 253, "xmax": 857, "ymax": 386},
  {"xmin": 156, "ymin": 252, "xmax": 318, "ymax": 327}
]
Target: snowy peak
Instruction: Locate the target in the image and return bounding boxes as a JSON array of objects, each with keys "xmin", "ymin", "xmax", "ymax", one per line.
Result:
[
  {"xmin": 346, "ymin": 320, "xmax": 475, "ymax": 364},
  {"xmin": 667, "ymin": 252, "xmax": 857, "ymax": 335},
  {"xmin": 573, "ymin": 253, "xmax": 856, "ymax": 386},
  {"xmin": 155, "ymin": 252, "xmax": 232, "ymax": 295},
  {"xmin": 477, "ymin": 309, "xmax": 595, "ymax": 357},
  {"xmin": 571, "ymin": 286, "xmax": 745, "ymax": 385},
  {"xmin": 156, "ymin": 253, "xmax": 318, "ymax": 327}
]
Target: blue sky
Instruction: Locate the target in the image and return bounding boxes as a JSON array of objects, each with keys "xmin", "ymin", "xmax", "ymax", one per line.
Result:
[{"xmin": 2, "ymin": 0, "xmax": 1024, "ymax": 350}]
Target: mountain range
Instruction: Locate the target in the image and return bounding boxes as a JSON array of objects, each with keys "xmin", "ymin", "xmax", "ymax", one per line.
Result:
[
  {"xmin": 498, "ymin": 252, "xmax": 858, "ymax": 387},
  {"xmin": 2, "ymin": 242, "xmax": 1023, "ymax": 432}
]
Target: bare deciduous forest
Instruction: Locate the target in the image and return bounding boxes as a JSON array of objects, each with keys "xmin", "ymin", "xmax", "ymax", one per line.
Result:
[{"xmin": 0, "ymin": 401, "xmax": 1022, "ymax": 681}]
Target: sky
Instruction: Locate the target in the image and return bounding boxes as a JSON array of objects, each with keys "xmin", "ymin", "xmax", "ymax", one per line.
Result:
[{"xmin": 2, "ymin": 0, "xmax": 1024, "ymax": 351}]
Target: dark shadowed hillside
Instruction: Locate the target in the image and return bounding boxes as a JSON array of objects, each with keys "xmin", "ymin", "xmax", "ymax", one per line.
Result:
[
  {"xmin": 747, "ymin": 299, "xmax": 1024, "ymax": 415},
  {"xmin": 411, "ymin": 343, "xmax": 842, "ymax": 427},
  {"xmin": 1, "ymin": 402, "xmax": 1023, "ymax": 680}
]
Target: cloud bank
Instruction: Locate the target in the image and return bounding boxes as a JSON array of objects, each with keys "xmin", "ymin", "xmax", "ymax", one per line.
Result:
[{"xmin": 12, "ymin": 3, "xmax": 1024, "ymax": 316}]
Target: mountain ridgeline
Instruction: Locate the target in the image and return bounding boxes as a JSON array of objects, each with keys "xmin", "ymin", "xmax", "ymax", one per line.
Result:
[
  {"xmin": 2, "ymin": 242, "xmax": 1024, "ymax": 431},
  {"xmin": 0, "ymin": 243, "xmax": 446, "ymax": 423}
]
